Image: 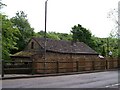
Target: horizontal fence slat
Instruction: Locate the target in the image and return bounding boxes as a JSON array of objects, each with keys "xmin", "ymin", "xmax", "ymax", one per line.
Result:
[
  {"xmin": 4, "ymin": 61, "xmax": 32, "ymax": 63},
  {"xmin": 4, "ymin": 68, "xmax": 31, "ymax": 70}
]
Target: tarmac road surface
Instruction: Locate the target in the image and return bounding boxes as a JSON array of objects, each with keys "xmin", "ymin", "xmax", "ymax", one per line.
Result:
[{"xmin": 2, "ymin": 71, "xmax": 119, "ymax": 88}]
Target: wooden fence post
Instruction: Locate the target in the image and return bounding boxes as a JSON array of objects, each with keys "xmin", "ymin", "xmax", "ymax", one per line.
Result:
[
  {"xmin": 112, "ymin": 59, "xmax": 114, "ymax": 69},
  {"xmin": 117, "ymin": 59, "xmax": 119, "ymax": 69},
  {"xmin": 106, "ymin": 59, "xmax": 108, "ymax": 70},
  {"xmin": 31, "ymin": 60, "xmax": 35, "ymax": 75},
  {"xmin": 76, "ymin": 61, "xmax": 79, "ymax": 72},
  {"xmin": 92, "ymin": 60, "xmax": 95, "ymax": 70},
  {"xmin": 2, "ymin": 60, "xmax": 4, "ymax": 77},
  {"xmin": 56, "ymin": 61, "xmax": 59, "ymax": 73}
]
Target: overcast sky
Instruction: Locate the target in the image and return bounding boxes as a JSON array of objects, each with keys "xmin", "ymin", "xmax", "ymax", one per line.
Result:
[{"xmin": 1, "ymin": 0, "xmax": 119, "ymax": 38}]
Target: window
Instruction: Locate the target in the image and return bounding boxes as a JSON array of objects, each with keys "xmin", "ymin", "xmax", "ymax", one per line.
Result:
[{"xmin": 31, "ymin": 42, "xmax": 34, "ymax": 49}]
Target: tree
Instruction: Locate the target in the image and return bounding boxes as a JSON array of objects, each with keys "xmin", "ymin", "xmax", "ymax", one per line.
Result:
[
  {"xmin": 107, "ymin": 9, "xmax": 119, "ymax": 57},
  {"xmin": 71, "ymin": 24, "xmax": 95, "ymax": 48},
  {"xmin": 0, "ymin": 0, "xmax": 6, "ymax": 9},
  {"xmin": 10, "ymin": 11, "xmax": 35, "ymax": 53},
  {"xmin": 35, "ymin": 31, "xmax": 72, "ymax": 41},
  {"xmin": 107, "ymin": 37, "xmax": 118, "ymax": 57},
  {"xmin": 2, "ymin": 14, "xmax": 20, "ymax": 60},
  {"xmin": 47, "ymin": 32, "xmax": 60, "ymax": 40},
  {"xmin": 56, "ymin": 33, "xmax": 72, "ymax": 41},
  {"xmin": 101, "ymin": 46, "xmax": 106, "ymax": 56},
  {"xmin": 107, "ymin": 9, "xmax": 119, "ymax": 38}
]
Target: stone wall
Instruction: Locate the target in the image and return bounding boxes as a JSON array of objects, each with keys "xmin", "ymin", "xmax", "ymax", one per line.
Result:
[{"xmin": 34, "ymin": 52, "xmax": 98, "ymax": 61}]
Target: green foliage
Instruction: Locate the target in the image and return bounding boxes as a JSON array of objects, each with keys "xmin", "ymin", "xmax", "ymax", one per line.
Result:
[
  {"xmin": 108, "ymin": 37, "xmax": 118, "ymax": 57},
  {"xmin": 71, "ymin": 24, "xmax": 95, "ymax": 48},
  {"xmin": 71, "ymin": 24, "xmax": 118, "ymax": 57},
  {"xmin": 47, "ymin": 32, "xmax": 60, "ymax": 40},
  {"xmin": 92, "ymin": 36, "xmax": 118, "ymax": 57},
  {"xmin": 35, "ymin": 31, "xmax": 72, "ymax": 41},
  {"xmin": 55, "ymin": 33, "xmax": 72, "ymax": 41},
  {"xmin": 101, "ymin": 45, "xmax": 106, "ymax": 56},
  {"xmin": 91, "ymin": 36, "xmax": 102, "ymax": 53},
  {"xmin": 107, "ymin": 9, "xmax": 119, "ymax": 57},
  {"xmin": 10, "ymin": 11, "xmax": 35, "ymax": 53},
  {"xmin": 2, "ymin": 8, "xmax": 118, "ymax": 59},
  {"xmin": 35, "ymin": 25, "xmax": 118, "ymax": 58},
  {"xmin": 35, "ymin": 31, "xmax": 45, "ymax": 37},
  {"xmin": 1, "ymin": 11, "xmax": 35, "ymax": 59},
  {"xmin": 1, "ymin": 14, "xmax": 20, "ymax": 60}
]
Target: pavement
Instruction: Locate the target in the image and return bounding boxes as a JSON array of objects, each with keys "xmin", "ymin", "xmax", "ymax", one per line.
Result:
[
  {"xmin": 2, "ymin": 69, "xmax": 118, "ymax": 80},
  {"xmin": 2, "ymin": 70, "xmax": 119, "ymax": 88}
]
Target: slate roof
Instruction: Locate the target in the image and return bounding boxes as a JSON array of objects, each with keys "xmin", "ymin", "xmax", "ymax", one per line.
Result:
[{"xmin": 32, "ymin": 37, "xmax": 98, "ymax": 55}]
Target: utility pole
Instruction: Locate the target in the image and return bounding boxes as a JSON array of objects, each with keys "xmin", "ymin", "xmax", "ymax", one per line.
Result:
[{"xmin": 44, "ymin": 0, "xmax": 48, "ymax": 74}]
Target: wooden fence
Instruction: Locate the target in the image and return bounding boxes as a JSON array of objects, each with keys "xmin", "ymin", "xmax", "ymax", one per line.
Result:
[
  {"xmin": 33, "ymin": 59, "xmax": 118, "ymax": 74},
  {"xmin": 1, "ymin": 58, "xmax": 119, "ymax": 77}
]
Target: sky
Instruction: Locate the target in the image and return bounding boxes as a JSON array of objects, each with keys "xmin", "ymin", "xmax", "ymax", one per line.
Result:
[{"xmin": 1, "ymin": 0, "xmax": 119, "ymax": 38}]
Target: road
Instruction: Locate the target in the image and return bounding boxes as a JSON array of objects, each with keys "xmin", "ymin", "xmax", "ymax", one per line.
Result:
[{"xmin": 2, "ymin": 71, "xmax": 119, "ymax": 88}]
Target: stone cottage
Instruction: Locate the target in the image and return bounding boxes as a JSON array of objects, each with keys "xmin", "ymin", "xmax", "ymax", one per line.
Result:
[{"xmin": 11, "ymin": 37, "xmax": 99, "ymax": 73}]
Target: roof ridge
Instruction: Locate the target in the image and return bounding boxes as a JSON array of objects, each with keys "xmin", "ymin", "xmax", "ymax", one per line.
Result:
[{"xmin": 32, "ymin": 37, "xmax": 85, "ymax": 44}]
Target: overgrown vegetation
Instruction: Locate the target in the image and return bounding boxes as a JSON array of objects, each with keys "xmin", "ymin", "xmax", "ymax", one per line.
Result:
[{"xmin": 1, "ymin": 1, "xmax": 118, "ymax": 60}]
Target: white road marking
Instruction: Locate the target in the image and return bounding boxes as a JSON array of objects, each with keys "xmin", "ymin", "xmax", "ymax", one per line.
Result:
[
  {"xmin": 105, "ymin": 83, "xmax": 120, "ymax": 88},
  {"xmin": 105, "ymin": 86, "xmax": 109, "ymax": 88}
]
